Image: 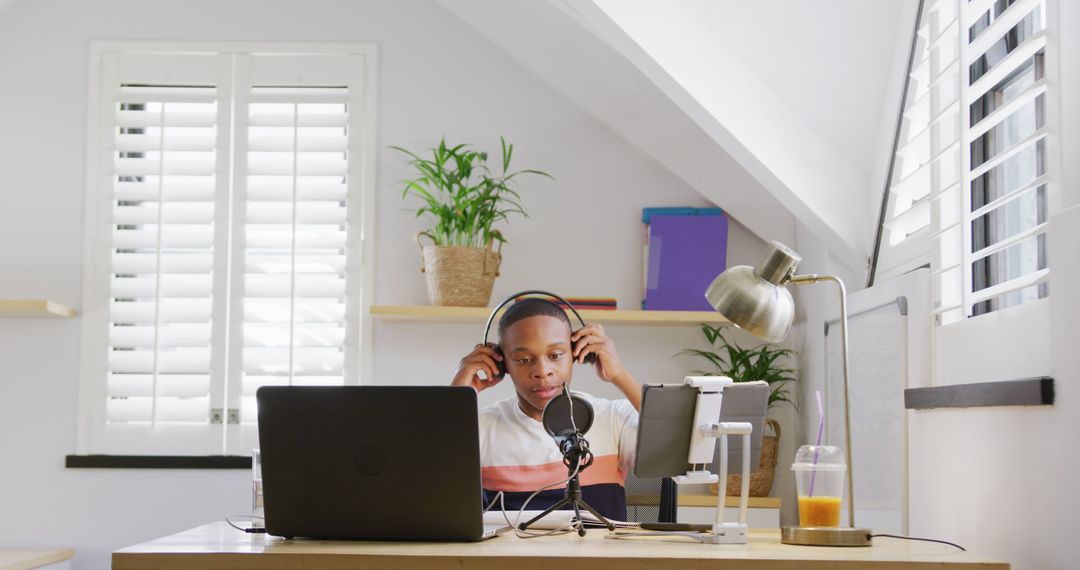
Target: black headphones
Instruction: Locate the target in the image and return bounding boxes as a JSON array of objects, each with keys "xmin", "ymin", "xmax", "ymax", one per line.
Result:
[{"xmin": 482, "ymin": 290, "xmax": 597, "ymax": 379}]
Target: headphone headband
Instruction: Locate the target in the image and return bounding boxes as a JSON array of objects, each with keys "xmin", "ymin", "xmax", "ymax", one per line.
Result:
[{"xmin": 482, "ymin": 290, "xmax": 589, "ymax": 346}]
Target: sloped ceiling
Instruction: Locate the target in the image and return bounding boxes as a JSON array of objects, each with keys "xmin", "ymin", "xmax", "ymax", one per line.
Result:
[
  {"xmin": 4, "ymin": 0, "xmax": 915, "ymax": 269},
  {"xmin": 443, "ymin": 0, "xmax": 917, "ymax": 270},
  {"xmin": 440, "ymin": 0, "xmax": 799, "ymax": 251},
  {"xmin": 682, "ymin": 0, "xmax": 913, "ymax": 178}
]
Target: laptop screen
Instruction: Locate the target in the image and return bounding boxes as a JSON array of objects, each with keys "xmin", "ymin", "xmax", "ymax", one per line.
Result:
[{"xmin": 256, "ymin": 385, "xmax": 488, "ymax": 540}]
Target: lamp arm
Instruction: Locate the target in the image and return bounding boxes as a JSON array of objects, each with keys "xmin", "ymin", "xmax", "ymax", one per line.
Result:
[{"xmin": 786, "ymin": 274, "xmax": 856, "ymax": 529}]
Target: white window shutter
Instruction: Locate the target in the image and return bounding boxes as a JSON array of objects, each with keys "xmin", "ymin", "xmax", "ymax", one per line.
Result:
[
  {"xmin": 924, "ymin": 0, "xmax": 1055, "ymax": 386},
  {"xmin": 86, "ymin": 51, "xmax": 232, "ymax": 455},
  {"xmin": 870, "ymin": 2, "xmax": 1055, "ymax": 385},
  {"xmin": 877, "ymin": 0, "xmax": 963, "ymax": 282},
  {"xmin": 225, "ymin": 54, "xmax": 365, "ymax": 455},
  {"xmin": 958, "ymin": 0, "xmax": 1049, "ymax": 319},
  {"xmin": 879, "ymin": 0, "xmax": 1051, "ymax": 325},
  {"xmin": 78, "ymin": 45, "xmax": 372, "ymax": 456}
]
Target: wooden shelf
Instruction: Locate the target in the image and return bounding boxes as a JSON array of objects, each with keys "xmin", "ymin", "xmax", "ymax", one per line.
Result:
[
  {"xmin": 370, "ymin": 305, "xmax": 727, "ymax": 326},
  {"xmin": 627, "ymin": 494, "xmax": 781, "ymax": 509},
  {"xmin": 0, "ymin": 300, "xmax": 77, "ymax": 318}
]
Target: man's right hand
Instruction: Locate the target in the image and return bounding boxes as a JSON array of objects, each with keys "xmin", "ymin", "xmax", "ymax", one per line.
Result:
[{"xmin": 451, "ymin": 343, "xmax": 504, "ymax": 392}]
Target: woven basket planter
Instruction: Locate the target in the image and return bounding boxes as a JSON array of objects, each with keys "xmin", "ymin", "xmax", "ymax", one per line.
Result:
[
  {"xmin": 710, "ymin": 418, "xmax": 781, "ymax": 497},
  {"xmin": 416, "ymin": 231, "xmax": 502, "ymax": 307}
]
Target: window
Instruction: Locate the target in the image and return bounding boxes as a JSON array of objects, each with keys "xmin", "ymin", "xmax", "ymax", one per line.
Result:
[
  {"xmin": 876, "ymin": 0, "xmax": 1050, "ymax": 324},
  {"xmin": 941, "ymin": 0, "xmax": 1048, "ymax": 324},
  {"xmin": 76, "ymin": 43, "xmax": 376, "ymax": 456},
  {"xmin": 875, "ymin": 0, "xmax": 962, "ymax": 281},
  {"xmin": 873, "ymin": 0, "xmax": 1057, "ymax": 386}
]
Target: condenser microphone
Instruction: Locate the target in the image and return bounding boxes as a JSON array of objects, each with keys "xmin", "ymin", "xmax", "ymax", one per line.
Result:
[
  {"xmin": 541, "ymin": 387, "xmax": 594, "ymax": 445},
  {"xmin": 523, "ymin": 386, "xmax": 613, "ymax": 535}
]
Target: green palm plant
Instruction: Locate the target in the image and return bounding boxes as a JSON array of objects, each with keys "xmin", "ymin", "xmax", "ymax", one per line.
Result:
[
  {"xmin": 678, "ymin": 323, "xmax": 798, "ymax": 410},
  {"xmin": 391, "ymin": 137, "xmax": 552, "ymax": 247}
]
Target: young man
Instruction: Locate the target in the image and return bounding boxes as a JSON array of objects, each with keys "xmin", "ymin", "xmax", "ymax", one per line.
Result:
[{"xmin": 450, "ymin": 298, "xmax": 643, "ymax": 520}]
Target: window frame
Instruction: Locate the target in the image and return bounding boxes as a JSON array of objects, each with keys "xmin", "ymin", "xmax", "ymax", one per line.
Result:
[
  {"xmin": 874, "ymin": 0, "xmax": 962, "ymax": 284},
  {"xmin": 941, "ymin": 0, "xmax": 1055, "ymax": 384},
  {"xmin": 873, "ymin": 0, "xmax": 1058, "ymax": 387},
  {"xmin": 75, "ymin": 41, "xmax": 378, "ymax": 457}
]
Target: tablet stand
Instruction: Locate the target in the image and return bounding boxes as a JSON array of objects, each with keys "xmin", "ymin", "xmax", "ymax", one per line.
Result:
[{"xmin": 672, "ymin": 376, "xmax": 753, "ymax": 544}]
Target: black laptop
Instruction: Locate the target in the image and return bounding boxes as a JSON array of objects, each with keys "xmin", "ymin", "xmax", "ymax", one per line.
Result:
[{"xmin": 256, "ymin": 386, "xmax": 508, "ymax": 541}]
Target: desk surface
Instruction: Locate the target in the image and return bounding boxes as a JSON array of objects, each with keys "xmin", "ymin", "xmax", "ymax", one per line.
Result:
[
  {"xmin": 0, "ymin": 549, "xmax": 73, "ymax": 570},
  {"xmin": 113, "ymin": 522, "xmax": 1008, "ymax": 570}
]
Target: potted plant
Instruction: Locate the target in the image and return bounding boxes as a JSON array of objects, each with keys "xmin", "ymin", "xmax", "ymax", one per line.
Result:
[
  {"xmin": 678, "ymin": 323, "xmax": 798, "ymax": 497},
  {"xmin": 391, "ymin": 137, "xmax": 551, "ymax": 306}
]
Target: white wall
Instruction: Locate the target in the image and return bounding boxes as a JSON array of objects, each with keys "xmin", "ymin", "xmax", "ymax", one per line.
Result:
[
  {"xmin": 906, "ymin": 205, "xmax": 1079, "ymax": 570},
  {"xmin": 586, "ymin": 0, "xmax": 914, "ymax": 268},
  {"xmin": 904, "ymin": 1, "xmax": 1080, "ymax": 565},
  {"xmin": 0, "ymin": 1, "xmax": 768, "ymax": 568}
]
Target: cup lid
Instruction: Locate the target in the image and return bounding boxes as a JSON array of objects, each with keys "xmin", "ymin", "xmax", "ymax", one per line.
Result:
[{"xmin": 791, "ymin": 444, "xmax": 846, "ymax": 471}]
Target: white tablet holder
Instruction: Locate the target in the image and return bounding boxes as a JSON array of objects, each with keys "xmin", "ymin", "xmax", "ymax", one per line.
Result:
[{"xmin": 672, "ymin": 376, "xmax": 752, "ymax": 544}]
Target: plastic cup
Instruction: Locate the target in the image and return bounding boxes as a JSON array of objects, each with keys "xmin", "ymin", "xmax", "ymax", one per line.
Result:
[
  {"xmin": 252, "ymin": 449, "xmax": 263, "ymax": 518},
  {"xmin": 791, "ymin": 445, "xmax": 845, "ymax": 527}
]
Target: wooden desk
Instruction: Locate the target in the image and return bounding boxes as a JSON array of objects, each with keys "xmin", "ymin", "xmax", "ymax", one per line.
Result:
[
  {"xmin": 0, "ymin": 549, "xmax": 73, "ymax": 570},
  {"xmin": 113, "ymin": 522, "xmax": 1008, "ymax": 570}
]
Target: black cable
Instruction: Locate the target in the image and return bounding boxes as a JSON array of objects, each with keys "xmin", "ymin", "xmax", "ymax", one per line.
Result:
[
  {"xmin": 225, "ymin": 514, "xmax": 267, "ymax": 534},
  {"xmin": 870, "ymin": 533, "xmax": 966, "ymax": 551}
]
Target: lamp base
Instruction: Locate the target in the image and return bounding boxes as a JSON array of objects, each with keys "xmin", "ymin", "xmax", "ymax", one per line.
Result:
[{"xmin": 781, "ymin": 526, "xmax": 872, "ymax": 547}]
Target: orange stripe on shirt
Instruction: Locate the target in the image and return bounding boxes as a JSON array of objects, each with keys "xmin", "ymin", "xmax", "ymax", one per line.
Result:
[{"xmin": 482, "ymin": 454, "xmax": 626, "ymax": 493}]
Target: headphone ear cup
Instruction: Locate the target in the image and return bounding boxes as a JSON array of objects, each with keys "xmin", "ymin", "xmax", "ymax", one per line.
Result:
[
  {"xmin": 493, "ymin": 345, "xmax": 507, "ymax": 378},
  {"xmin": 573, "ymin": 333, "xmax": 598, "ymax": 365}
]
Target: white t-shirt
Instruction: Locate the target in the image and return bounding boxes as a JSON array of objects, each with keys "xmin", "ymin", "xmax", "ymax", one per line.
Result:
[{"xmin": 477, "ymin": 392, "xmax": 638, "ymax": 519}]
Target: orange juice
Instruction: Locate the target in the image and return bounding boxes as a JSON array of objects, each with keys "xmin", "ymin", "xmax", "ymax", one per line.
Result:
[{"xmin": 798, "ymin": 496, "xmax": 842, "ymax": 527}]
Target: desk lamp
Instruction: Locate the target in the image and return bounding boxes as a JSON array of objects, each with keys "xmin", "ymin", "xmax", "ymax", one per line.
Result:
[{"xmin": 704, "ymin": 241, "xmax": 871, "ymax": 547}]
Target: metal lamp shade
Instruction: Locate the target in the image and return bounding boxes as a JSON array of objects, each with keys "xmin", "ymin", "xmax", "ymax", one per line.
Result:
[
  {"xmin": 703, "ymin": 241, "xmax": 801, "ymax": 344},
  {"xmin": 704, "ymin": 266, "xmax": 795, "ymax": 343}
]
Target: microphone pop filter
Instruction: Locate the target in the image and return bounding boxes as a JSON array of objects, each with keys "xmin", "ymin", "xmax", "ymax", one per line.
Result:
[{"xmin": 542, "ymin": 389, "xmax": 594, "ymax": 438}]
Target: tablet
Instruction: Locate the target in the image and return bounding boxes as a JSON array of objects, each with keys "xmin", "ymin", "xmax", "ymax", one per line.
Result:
[{"xmin": 633, "ymin": 381, "xmax": 769, "ymax": 479}]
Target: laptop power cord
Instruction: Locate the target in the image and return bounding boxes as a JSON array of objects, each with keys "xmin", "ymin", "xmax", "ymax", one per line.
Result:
[
  {"xmin": 869, "ymin": 533, "xmax": 965, "ymax": 551},
  {"xmin": 226, "ymin": 514, "xmax": 266, "ymax": 534}
]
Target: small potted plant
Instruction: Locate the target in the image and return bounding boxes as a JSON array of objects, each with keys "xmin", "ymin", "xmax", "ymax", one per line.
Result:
[
  {"xmin": 391, "ymin": 137, "xmax": 551, "ymax": 306},
  {"xmin": 678, "ymin": 323, "xmax": 797, "ymax": 496}
]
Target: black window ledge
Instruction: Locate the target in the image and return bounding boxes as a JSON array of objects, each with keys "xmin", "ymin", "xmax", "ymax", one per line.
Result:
[
  {"xmin": 66, "ymin": 455, "xmax": 251, "ymax": 469},
  {"xmin": 904, "ymin": 377, "xmax": 1054, "ymax": 410}
]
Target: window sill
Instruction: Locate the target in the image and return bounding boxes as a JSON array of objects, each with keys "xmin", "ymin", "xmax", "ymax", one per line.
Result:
[
  {"xmin": 904, "ymin": 377, "xmax": 1054, "ymax": 410},
  {"xmin": 65, "ymin": 455, "xmax": 251, "ymax": 469}
]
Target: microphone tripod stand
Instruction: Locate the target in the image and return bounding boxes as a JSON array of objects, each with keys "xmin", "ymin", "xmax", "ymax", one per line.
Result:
[{"xmin": 518, "ymin": 431, "xmax": 615, "ymax": 536}]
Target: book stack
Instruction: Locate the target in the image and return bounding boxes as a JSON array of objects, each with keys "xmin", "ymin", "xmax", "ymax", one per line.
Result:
[
  {"xmin": 514, "ymin": 296, "xmax": 618, "ymax": 311},
  {"xmin": 561, "ymin": 297, "xmax": 617, "ymax": 311}
]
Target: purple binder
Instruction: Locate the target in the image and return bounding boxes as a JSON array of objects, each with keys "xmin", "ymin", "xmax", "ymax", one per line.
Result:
[{"xmin": 644, "ymin": 213, "xmax": 728, "ymax": 311}]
